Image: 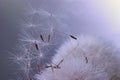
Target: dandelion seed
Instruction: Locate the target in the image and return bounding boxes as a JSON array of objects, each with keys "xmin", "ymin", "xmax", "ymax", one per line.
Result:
[
  {"xmin": 29, "ymin": 75, "xmax": 32, "ymax": 80},
  {"xmin": 44, "ymin": 65, "xmax": 53, "ymax": 72},
  {"xmin": 37, "ymin": 64, "xmax": 41, "ymax": 74},
  {"xmin": 44, "ymin": 65, "xmax": 52, "ymax": 69},
  {"xmin": 57, "ymin": 59, "xmax": 64, "ymax": 66},
  {"xmin": 85, "ymin": 56, "xmax": 88, "ymax": 63},
  {"xmin": 69, "ymin": 35, "xmax": 77, "ymax": 40},
  {"xmin": 52, "ymin": 65, "xmax": 61, "ymax": 69},
  {"xmin": 35, "ymin": 43, "xmax": 39, "ymax": 50},
  {"xmin": 44, "ymin": 65, "xmax": 54, "ymax": 71},
  {"xmin": 44, "ymin": 59, "xmax": 64, "ymax": 72},
  {"xmin": 53, "ymin": 59, "xmax": 64, "ymax": 69},
  {"xmin": 48, "ymin": 34, "xmax": 51, "ymax": 42},
  {"xmin": 40, "ymin": 34, "xmax": 44, "ymax": 42},
  {"xmin": 51, "ymin": 65, "xmax": 54, "ymax": 72},
  {"xmin": 55, "ymin": 29, "xmax": 77, "ymax": 40}
]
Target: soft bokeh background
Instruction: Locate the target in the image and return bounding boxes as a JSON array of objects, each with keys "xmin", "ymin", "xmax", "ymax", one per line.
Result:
[
  {"xmin": 0, "ymin": 0, "xmax": 27, "ymax": 79},
  {"xmin": 0, "ymin": 0, "xmax": 120, "ymax": 80}
]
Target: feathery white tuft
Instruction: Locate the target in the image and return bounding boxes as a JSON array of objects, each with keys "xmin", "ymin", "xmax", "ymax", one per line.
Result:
[{"xmin": 35, "ymin": 35, "xmax": 120, "ymax": 80}]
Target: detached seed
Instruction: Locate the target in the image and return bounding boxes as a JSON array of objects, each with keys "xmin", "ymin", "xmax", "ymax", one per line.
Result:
[
  {"xmin": 69, "ymin": 35, "xmax": 77, "ymax": 40},
  {"xmin": 40, "ymin": 34, "xmax": 44, "ymax": 42},
  {"xmin": 85, "ymin": 57, "xmax": 88, "ymax": 63},
  {"xmin": 35, "ymin": 43, "xmax": 39, "ymax": 50},
  {"xmin": 48, "ymin": 34, "xmax": 51, "ymax": 42}
]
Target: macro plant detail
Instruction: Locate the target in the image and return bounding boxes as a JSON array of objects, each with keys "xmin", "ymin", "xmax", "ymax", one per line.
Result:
[
  {"xmin": 10, "ymin": 0, "xmax": 120, "ymax": 80},
  {"xmin": 10, "ymin": 3, "xmax": 78, "ymax": 79}
]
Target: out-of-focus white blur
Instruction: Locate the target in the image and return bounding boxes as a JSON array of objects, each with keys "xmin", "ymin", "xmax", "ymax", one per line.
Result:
[{"xmin": 51, "ymin": 0, "xmax": 120, "ymax": 47}]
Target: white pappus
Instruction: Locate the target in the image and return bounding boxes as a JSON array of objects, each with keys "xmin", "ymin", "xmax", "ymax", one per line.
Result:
[{"xmin": 35, "ymin": 35, "xmax": 120, "ymax": 80}]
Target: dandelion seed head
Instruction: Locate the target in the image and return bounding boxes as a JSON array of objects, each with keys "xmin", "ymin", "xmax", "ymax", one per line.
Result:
[{"xmin": 35, "ymin": 35, "xmax": 120, "ymax": 80}]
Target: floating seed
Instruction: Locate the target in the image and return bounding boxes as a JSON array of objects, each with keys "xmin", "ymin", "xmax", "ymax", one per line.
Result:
[
  {"xmin": 37, "ymin": 64, "xmax": 41, "ymax": 73},
  {"xmin": 69, "ymin": 35, "xmax": 77, "ymax": 40},
  {"xmin": 29, "ymin": 76, "xmax": 32, "ymax": 80},
  {"xmin": 48, "ymin": 34, "xmax": 51, "ymax": 42},
  {"xmin": 40, "ymin": 34, "xmax": 44, "ymax": 42},
  {"xmin": 85, "ymin": 56, "xmax": 88, "ymax": 63},
  {"xmin": 35, "ymin": 43, "xmax": 39, "ymax": 50},
  {"xmin": 57, "ymin": 59, "xmax": 64, "ymax": 66}
]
